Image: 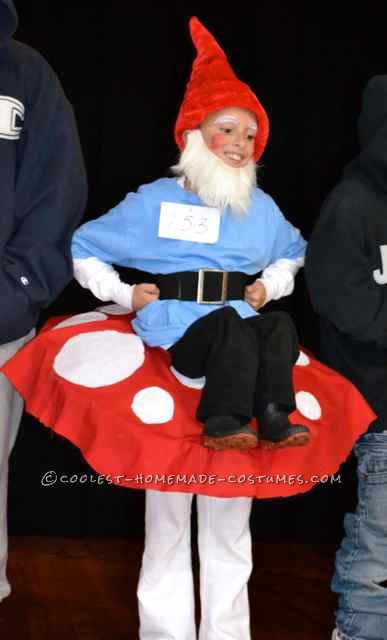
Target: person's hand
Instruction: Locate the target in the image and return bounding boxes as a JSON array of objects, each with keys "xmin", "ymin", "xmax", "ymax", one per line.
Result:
[
  {"xmin": 244, "ymin": 281, "xmax": 267, "ymax": 310},
  {"xmin": 132, "ymin": 283, "xmax": 160, "ymax": 311}
]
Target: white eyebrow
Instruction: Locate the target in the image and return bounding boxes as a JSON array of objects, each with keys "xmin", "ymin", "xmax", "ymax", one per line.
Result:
[
  {"xmin": 213, "ymin": 115, "xmax": 239, "ymax": 125},
  {"xmin": 214, "ymin": 115, "xmax": 258, "ymax": 131}
]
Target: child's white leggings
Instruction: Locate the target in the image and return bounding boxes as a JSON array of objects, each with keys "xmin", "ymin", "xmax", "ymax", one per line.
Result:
[{"xmin": 138, "ymin": 489, "xmax": 253, "ymax": 640}]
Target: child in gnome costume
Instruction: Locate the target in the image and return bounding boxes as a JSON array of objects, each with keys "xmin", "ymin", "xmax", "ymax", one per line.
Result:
[
  {"xmin": 72, "ymin": 16, "xmax": 309, "ymax": 455},
  {"xmin": 69, "ymin": 16, "xmax": 308, "ymax": 638},
  {"xmin": 0, "ymin": 16, "xmax": 375, "ymax": 639}
]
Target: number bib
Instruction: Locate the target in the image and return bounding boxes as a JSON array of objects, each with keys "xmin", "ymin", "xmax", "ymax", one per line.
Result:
[{"xmin": 158, "ymin": 202, "xmax": 221, "ymax": 244}]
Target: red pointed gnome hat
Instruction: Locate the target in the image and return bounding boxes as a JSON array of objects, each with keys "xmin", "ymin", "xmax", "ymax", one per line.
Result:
[{"xmin": 175, "ymin": 17, "xmax": 269, "ymax": 162}]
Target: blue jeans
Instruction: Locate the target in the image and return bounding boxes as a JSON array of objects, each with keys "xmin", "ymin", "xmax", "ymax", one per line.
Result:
[{"xmin": 332, "ymin": 432, "xmax": 387, "ymax": 640}]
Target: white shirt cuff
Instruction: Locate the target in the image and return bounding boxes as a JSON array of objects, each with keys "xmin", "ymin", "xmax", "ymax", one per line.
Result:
[
  {"xmin": 257, "ymin": 257, "xmax": 304, "ymax": 304},
  {"xmin": 73, "ymin": 257, "xmax": 134, "ymax": 311}
]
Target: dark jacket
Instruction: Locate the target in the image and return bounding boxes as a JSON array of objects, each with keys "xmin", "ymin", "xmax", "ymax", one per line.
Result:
[
  {"xmin": 305, "ymin": 75, "xmax": 387, "ymax": 431},
  {"xmin": 0, "ymin": 0, "xmax": 87, "ymax": 344}
]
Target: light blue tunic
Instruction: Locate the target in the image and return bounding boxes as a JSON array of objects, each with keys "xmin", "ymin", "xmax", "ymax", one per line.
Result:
[{"xmin": 72, "ymin": 178, "xmax": 306, "ymax": 346}]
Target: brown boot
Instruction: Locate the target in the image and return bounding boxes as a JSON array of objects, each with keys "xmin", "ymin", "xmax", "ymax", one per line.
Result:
[
  {"xmin": 203, "ymin": 416, "xmax": 258, "ymax": 451},
  {"xmin": 258, "ymin": 403, "xmax": 311, "ymax": 450}
]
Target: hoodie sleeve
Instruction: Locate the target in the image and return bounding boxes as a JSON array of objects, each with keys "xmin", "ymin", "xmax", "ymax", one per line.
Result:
[
  {"xmin": 0, "ymin": 56, "xmax": 87, "ymax": 342},
  {"xmin": 305, "ymin": 189, "xmax": 387, "ymax": 347}
]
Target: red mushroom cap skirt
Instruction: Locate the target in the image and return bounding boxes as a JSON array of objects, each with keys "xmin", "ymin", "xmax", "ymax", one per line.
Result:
[{"xmin": 2, "ymin": 306, "xmax": 375, "ymax": 499}]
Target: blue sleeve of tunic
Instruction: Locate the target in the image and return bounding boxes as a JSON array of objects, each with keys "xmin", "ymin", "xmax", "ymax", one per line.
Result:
[
  {"xmin": 266, "ymin": 197, "xmax": 307, "ymax": 263},
  {"xmin": 71, "ymin": 191, "xmax": 144, "ymax": 264}
]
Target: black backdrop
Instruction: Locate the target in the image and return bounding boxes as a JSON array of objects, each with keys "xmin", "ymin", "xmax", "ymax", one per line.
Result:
[{"xmin": 8, "ymin": 0, "xmax": 387, "ymax": 542}]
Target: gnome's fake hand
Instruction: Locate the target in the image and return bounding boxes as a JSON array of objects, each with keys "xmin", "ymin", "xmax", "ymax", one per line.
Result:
[
  {"xmin": 132, "ymin": 283, "xmax": 160, "ymax": 311},
  {"xmin": 244, "ymin": 282, "xmax": 267, "ymax": 310}
]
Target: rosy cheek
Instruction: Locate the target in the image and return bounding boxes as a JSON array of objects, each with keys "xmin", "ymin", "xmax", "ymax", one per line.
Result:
[{"xmin": 209, "ymin": 133, "xmax": 224, "ymax": 150}]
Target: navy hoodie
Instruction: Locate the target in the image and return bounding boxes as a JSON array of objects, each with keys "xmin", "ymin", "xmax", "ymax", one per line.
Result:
[
  {"xmin": 0, "ymin": 0, "xmax": 87, "ymax": 344},
  {"xmin": 305, "ymin": 76, "xmax": 387, "ymax": 431}
]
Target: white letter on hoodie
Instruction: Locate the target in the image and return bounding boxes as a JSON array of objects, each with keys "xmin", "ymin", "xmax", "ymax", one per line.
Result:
[
  {"xmin": 373, "ymin": 245, "xmax": 387, "ymax": 285},
  {"xmin": 0, "ymin": 96, "xmax": 24, "ymax": 140}
]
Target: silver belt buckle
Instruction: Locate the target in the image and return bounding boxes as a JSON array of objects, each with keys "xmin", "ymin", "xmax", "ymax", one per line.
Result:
[{"xmin": 197, "ymin": 268, "xmax": 229, "ymax": 305}]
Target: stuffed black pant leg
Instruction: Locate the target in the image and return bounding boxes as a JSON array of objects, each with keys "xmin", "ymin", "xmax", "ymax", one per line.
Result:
[
  {"xmin": 244, "ymin": 311, "xmax": 299, "ymax": 415},
  {"xmin": 169, "ymin": 307, "xmax": 258, "ymax": 423},
  {"xmin": 244, "ymin": 311, "xmax": 310, "ymax": 447}
]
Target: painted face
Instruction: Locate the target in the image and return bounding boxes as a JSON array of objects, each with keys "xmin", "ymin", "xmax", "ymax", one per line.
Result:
[{"xmin": 200, "ymin": 107, "xmax": 257, "ymax": 168}]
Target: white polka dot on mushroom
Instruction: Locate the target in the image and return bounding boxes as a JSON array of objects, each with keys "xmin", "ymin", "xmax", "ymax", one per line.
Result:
[
  {"xmin": 54, "ymin": 331, "xmax": 145, "ymax": 387},
  {"xmin": 295, "ymin": 391, "xmax": 322, "ymax": 421},
  {"xmin": 53, "ymin": 312, "xmax": 108, "ymax": 330},
  {"xmin": 131, "ymin": 387, "xmax": 174, "ymax": 424},
  {"xmin": 170, "ymin": 366, "xmax": 205, "ymax": 389},
  {"xmin": 95, "ymin": 304, "xmax": 131, "ymax": 315},
  {"xmin": 295, "ymin": 351, "xmax": 310, "ymax": 366}
]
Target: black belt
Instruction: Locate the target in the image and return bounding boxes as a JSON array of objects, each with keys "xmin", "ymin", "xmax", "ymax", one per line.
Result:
[{"xmin": 116, "ymin": 267, "xmax": 258, "ymax": 304}]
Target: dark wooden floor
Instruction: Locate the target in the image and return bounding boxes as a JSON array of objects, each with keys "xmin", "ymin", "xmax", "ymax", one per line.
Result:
[{"xmin": 0, "ymin": 538, "xmax": 337, "ymax": 639}]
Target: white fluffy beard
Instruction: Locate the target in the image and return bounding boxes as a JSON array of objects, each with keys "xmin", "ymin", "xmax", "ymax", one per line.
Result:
[{"xmin": 172, "ymin": 129, "xmax": 257, "ymax": 216}]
